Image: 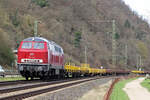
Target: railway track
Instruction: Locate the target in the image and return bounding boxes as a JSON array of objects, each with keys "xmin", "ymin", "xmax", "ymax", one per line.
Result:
[
  {"xmin": 0, "ymin": 76, "xmax": 110, "ymax": 100},
  {"xmin": 0, "ymin": 77, "xmax": 89, "ymax": 94},
  {"xmin": 0, "ymin": 79, "xmax": 41, "ymax": 87}
]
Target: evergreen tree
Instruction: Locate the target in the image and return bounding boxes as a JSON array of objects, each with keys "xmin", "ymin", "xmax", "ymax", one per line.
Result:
[
  {"xmin": 74, "ymin": 31, "xmax": 82, "ymax": 47},
  {"xmin": 124, "ymin": 19, "xmax": 131, "ymax": 28}
]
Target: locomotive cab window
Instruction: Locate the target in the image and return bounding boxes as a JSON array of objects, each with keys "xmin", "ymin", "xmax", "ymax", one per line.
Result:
[
  {"xmin": 34, "ymin": 43, "xmax": 44, "ymax": 49},
  {"xmin": 59, "ymin": 48, "xmax": 62, "ymax": 53},
  {"xmin": 54, "ymin": 46, "xmax": 62, "ymax": 53},
  {"xmin": 22, "ymin": 42, "xmax": 32, "ymax": 49},
  {"xmin": 54, "ymin": 46, "xmax": 59, "ymax": 52}
]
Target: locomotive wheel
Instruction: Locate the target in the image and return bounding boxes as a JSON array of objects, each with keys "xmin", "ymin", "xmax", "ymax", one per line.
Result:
[
  {"xmin": 40, "ymin": 76, "xmax": 44, "ymax": 80},
  {"xmin": 31, "ymin": 76, "xmax": 34, "ymax": 80},
  {"xmin": 25, "ymin": 76, "xmax": 29, "ymax": 80}
]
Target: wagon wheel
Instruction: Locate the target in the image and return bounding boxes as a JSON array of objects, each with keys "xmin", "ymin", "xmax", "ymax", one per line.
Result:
[{"xmin": 25, "ymin": 76, "xmax": 29, "ymax": 80}]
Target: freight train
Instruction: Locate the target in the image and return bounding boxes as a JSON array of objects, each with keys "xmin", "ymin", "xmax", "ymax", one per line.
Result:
[{"xmin": 17, "ymin": 37, "xmax": 147, "ymax": 80}]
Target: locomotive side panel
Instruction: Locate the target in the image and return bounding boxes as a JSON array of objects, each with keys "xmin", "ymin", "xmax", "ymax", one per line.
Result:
[{"xmin": 48, "ymin": 43, "xmax": 64, "ymax": 68}]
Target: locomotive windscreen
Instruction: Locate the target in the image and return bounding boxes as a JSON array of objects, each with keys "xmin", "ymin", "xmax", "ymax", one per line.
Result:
[
  {"xmin": 22, "ymin": 42, "xmax": 32, "ymax": 49},
  {"xmin": 34, "ymin": 43, "xmax": 44, "ymax": 49},
  {"xmin": 21, "ymin": 42, "xmax": 45, "ymax": 49}
]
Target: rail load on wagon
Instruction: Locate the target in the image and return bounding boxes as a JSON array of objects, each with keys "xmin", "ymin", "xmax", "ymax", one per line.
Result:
[{"xmin": 131, "ymin": 70, "xmax": 145, "ymax": 75}]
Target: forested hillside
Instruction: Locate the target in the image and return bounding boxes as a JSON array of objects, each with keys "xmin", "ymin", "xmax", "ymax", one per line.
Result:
[{"xmin": 0, "ymin": 0, "xmax": 150, "ymax": 70}]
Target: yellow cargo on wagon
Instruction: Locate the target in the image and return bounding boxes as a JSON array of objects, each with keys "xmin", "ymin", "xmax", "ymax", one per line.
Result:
[
  {"xmin": 65, "ymin": 63, "xmax": 106, "ymax": 75},
  {"xmin": 99, "ymin": 69, "xmax": 107, "ymax": 74},
  {"xmin": 80, "ymin": 63, "xmax": 90, "ymax": 74},
  {"xmin": 64, "ymin": 63, "xmax": 80, "ymax": 73},
  {"xmin": 131, "ymin": 70, "xmax": 144, "ymax": 74}
]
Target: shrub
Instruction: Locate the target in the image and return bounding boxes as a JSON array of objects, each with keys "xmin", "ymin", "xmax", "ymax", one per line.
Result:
[
  {"xmin": 32, "ymin": 0, "xmax": 48, "ymax": 8},
  {"xmin": 0, "ymin": 45, "xmax": 15, "ymax": 66},
  {"xmin": 124, "ymin": 19, "xmax": 131, "ymax": 28},
  {"xmin": 74, "ymin": 31, "xmax": 82, "ymax": 47},
  {"xmin": 136, "ymin": 41, "xmax": 148, "ymax": 59},
  {"xmin": 10, "ymin": 9, "xmax": 20, "ymax": 27},
  {"xmin": 136, "ymin": 31, "xmax": 146, "ymax": 40},
  {"xmin": 113, "ymin": 32, "xmax": 120, "ymax": 40},
  {"xmin": 0, "ymin": 29, "xmax": 15, "ymax": 66}
]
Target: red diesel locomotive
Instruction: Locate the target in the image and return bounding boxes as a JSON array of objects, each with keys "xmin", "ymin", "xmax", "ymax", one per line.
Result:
[{"xmin": 17, "ymin": 37, "xmax": 64, "ymax": 80}]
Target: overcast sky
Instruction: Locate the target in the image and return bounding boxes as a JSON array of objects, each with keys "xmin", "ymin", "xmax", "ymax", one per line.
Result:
[{"xmin": 122, "ymin": 0, "xmax": 150, "ymax": 23}]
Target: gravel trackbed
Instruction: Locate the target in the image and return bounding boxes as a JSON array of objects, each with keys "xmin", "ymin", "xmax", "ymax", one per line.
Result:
[{"xmin": 25, "ymin": 78, "xmax": 112, "ymax": 100}]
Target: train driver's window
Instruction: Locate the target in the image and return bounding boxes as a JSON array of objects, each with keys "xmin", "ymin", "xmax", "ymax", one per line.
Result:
[
  {"xmin": 22, "ymin": 42, "xmax": 32, "ymax": 49},
  {"xmin": 34, "ymin": 43, "xmax": 44, "ymax": 49},
  {"xmin": 59, "ymin": 48, "xmax": 62, "ymax": 53}
]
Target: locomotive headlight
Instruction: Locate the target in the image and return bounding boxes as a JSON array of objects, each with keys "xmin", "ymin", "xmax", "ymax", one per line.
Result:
[
  {"xmin": 39, "ymin": 59, "xmax": 43, "ymax": 63},
  {"xmin": 21, "ymin": 59, "xmax": 25, "ymax": 63}
]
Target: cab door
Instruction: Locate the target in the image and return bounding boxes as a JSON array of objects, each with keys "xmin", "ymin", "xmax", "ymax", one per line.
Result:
[{"xmin": 47, "ymin": 43, "xmax": 51, "ymax": 65}]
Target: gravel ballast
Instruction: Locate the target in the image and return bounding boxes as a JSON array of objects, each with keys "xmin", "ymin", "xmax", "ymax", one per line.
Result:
[{"xmin": 26, "ymin": 77, "xmax": 112, "ymax": 100}]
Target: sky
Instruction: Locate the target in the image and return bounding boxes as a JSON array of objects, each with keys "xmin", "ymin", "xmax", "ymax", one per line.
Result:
[{"xmin": 122, "ymin": 0, "xmax": 150, "ymax": 23}]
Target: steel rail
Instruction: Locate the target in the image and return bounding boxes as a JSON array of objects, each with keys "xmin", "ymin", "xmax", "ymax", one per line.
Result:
[
  {"xmin": 0, "ymin": 77, "xmax": 90, "ymax": 94},
  {"xmin": 0, "ymin": 79, "xmax": 41, "ymax": 87},
  {"xmin": 0, "ymin": 77, "xmax": 102, "ymax": 100}
]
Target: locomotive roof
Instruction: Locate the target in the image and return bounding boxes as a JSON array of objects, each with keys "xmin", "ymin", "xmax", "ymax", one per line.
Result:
[{"xmin": 23, "ymin": 37, "xmax": 62, "ymax": 48}]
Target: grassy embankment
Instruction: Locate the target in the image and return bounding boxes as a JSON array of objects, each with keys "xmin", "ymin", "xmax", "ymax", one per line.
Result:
[
  {"xmin": 110, "ymin": 78, "xmax": 137, "ymax": 100},
  {"xmin": 0, "ymin": 77, "xmax": 25, "ymax": 82},
  {"xmin": 141, "ymin": 78, "xmax": 150, "ymax": 91}
]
